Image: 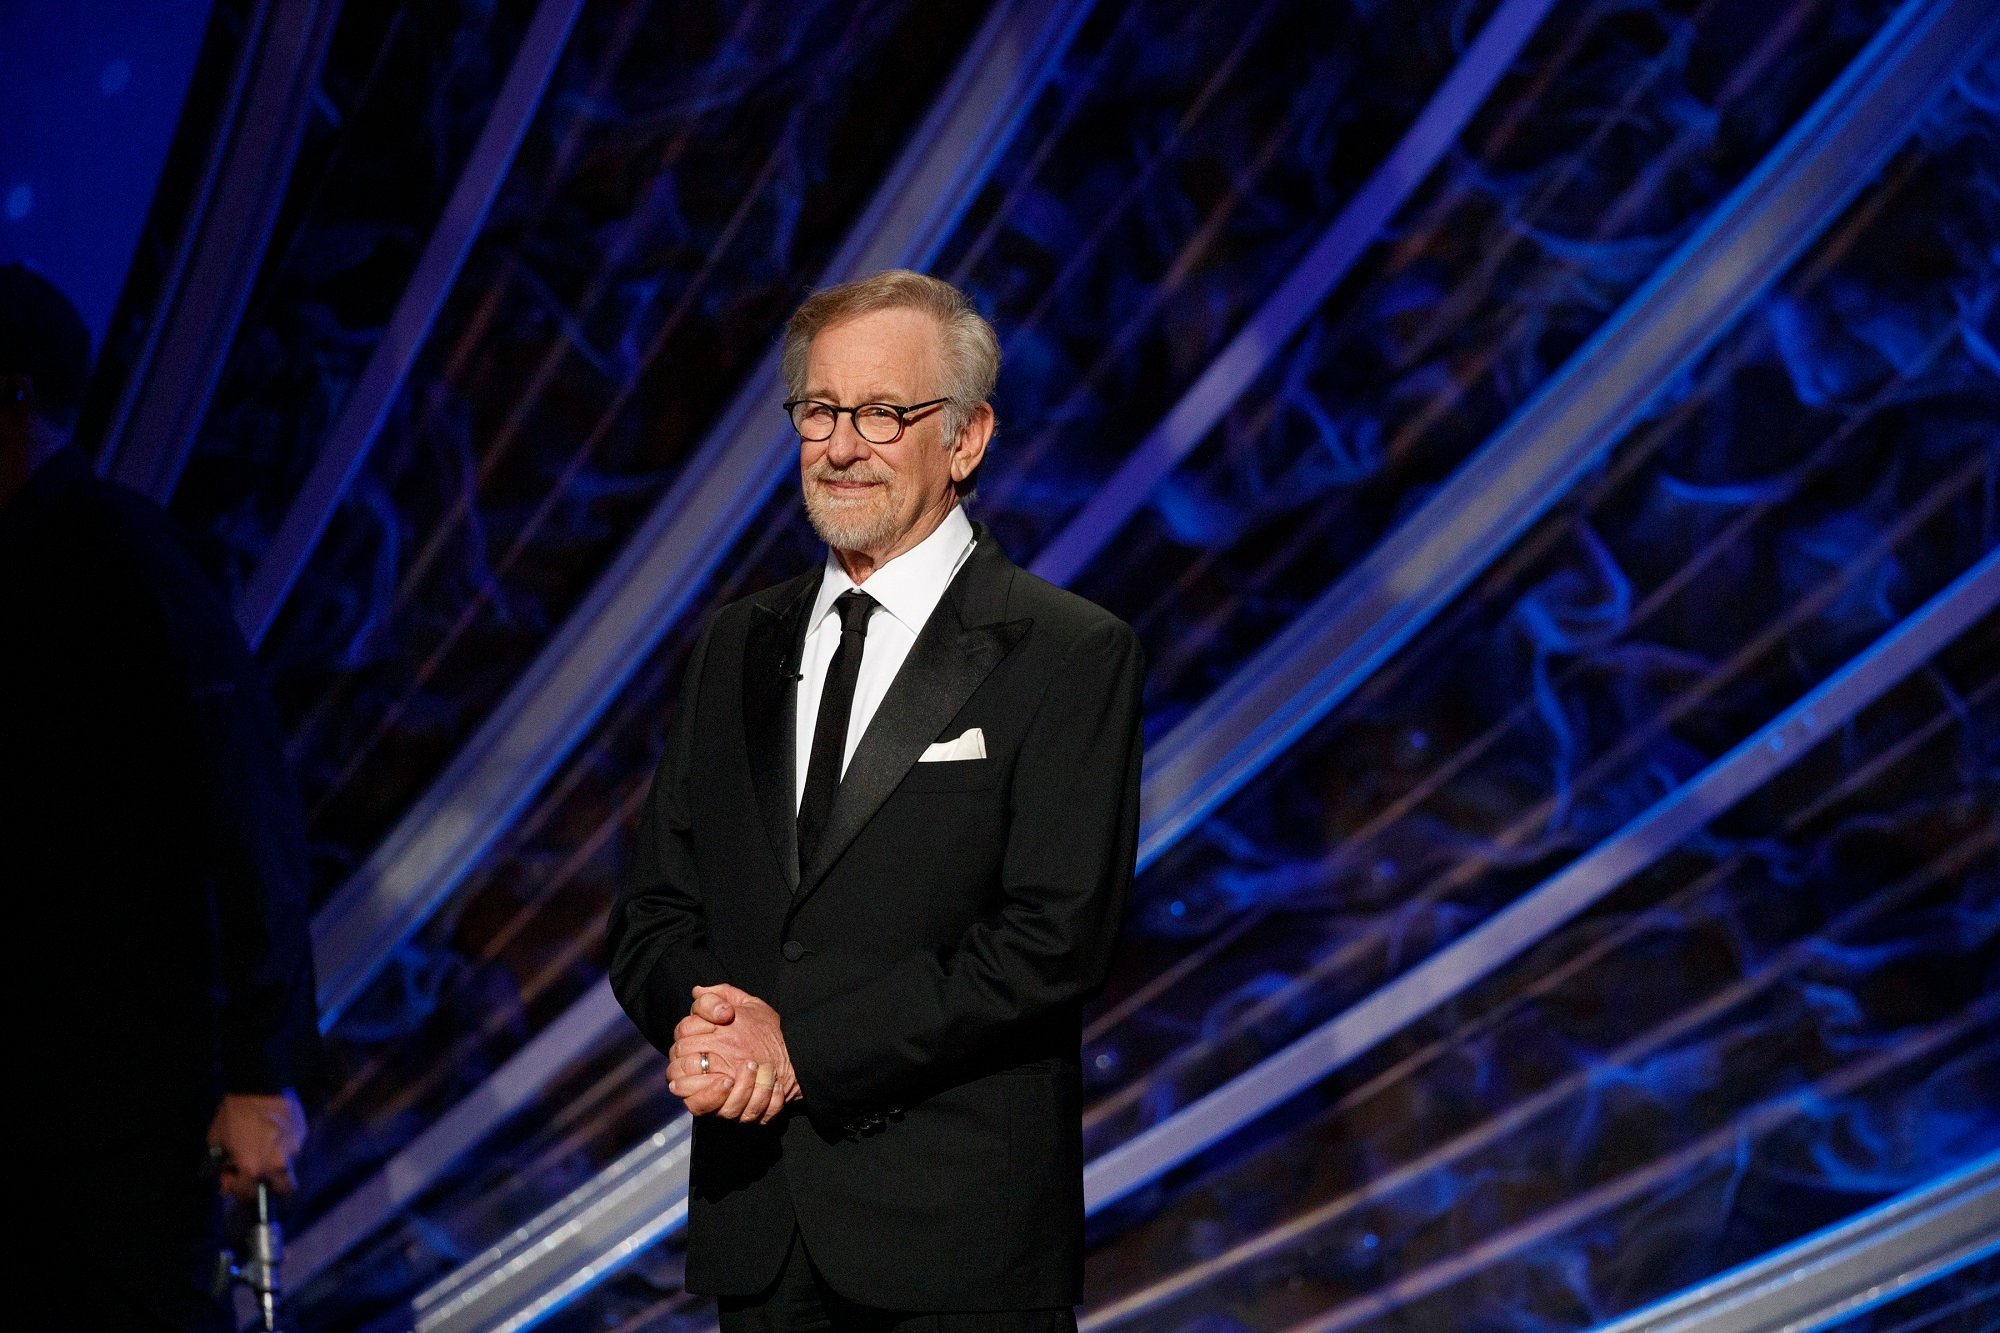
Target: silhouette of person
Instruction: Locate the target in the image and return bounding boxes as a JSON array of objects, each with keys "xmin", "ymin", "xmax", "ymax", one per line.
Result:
[{"xmin": 3, "ymin": 263, "xmax": 319, "ymax": 1331}]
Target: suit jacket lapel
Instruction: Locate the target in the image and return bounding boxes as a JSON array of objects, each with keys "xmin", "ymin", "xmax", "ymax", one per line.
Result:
[
  {"xmin": 793, "ymin": 536, "xmax": 1031, "ymax": 906},
  {"xmin": 745, "ymin": 572, "xmax": 818, "ymax": 893}
]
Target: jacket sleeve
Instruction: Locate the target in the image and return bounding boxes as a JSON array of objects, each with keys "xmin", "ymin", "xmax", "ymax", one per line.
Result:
[
  {"xmin": 607, "ymin": 614, "xmax": 730, "ymax": 1055},
  {"xmin": 785, "ymin": 618, "xmax": 1144, "ymax": 1118},
  {"xmin": 152, "ymin": 542, "xmax": 321, "ymax": 1095}
]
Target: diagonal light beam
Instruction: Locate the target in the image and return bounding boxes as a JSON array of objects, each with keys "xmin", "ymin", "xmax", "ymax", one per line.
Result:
[
  {"xmin": 98, "ymin": 0, "xmax": 341, "ymax": 501},
  {"xmin": 1277, "ymin": 1006, "xmax": 1998, "ymax": 1333},
  {"xmin": 306, "ymin": 0, "xmax": 1102, "ymax": 1028},
  {"xmin": 410, "ymin": 1118, "xmax": 697, "ymax": 1333},
  {"xmin": 1029, "ymin": 0, "xmax": 1560, "ymax": 586},
  {"xmin": 283, "ymin": 984, "xmax": 630, "ymax": 1285},
  {"xmin": 235, "ymin": 0, "xmax": 588, "ymax": 646},
  {"xmin": 1582, "ymin": 1148, "xmax": 2000, "ymax": 1333}
]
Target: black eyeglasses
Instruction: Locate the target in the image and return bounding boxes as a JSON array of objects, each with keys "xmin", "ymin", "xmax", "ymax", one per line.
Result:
[{"xmin": 782, "ymin": 397, "xmax": 952, "ymax": 445}]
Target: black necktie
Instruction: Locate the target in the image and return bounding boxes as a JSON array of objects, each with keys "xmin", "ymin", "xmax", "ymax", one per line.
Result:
[{"xmin": 797, "ymin": 589, "xmax": 877, "ymax": 875}]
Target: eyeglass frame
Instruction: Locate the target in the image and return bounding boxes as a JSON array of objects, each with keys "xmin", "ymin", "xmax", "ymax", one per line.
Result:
[{"xmin": 782, "ymin": 396, "xmax": 954, "ymax": 445}]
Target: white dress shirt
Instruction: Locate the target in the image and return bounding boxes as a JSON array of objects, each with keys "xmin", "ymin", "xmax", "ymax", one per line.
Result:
[{"xmin": 795, "ymin": 504, "xmax": 977, "ymax": 812}]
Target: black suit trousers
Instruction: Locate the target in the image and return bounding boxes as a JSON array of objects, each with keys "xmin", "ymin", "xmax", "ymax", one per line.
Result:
[{"xmin": 718, "ymin": 1228, "xmax": 1076, "ymax": 1333}]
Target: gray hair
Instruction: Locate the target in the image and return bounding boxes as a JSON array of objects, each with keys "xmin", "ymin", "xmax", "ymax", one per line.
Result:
[{"xmin": 781, "ymin": 269, "xmax": 999, "ymax": 497}]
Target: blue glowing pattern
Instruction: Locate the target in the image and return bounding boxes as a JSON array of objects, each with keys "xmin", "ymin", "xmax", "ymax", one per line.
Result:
[
  {"xmin": 116, "ymin": 0, "xmax": 2000, "ymax": 1327},
  {"xmin": 1067, "ymin": 39, "xmax": 2000, "ymax": 1332}
]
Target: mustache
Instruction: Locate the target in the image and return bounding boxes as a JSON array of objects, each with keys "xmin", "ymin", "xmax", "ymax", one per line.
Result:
[{"xmin": 807, "ymin": 463, "xmax": 892, "ymax": 487}]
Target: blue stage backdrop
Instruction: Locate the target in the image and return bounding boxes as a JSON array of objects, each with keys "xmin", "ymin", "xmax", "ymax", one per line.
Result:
[
  {"xmin": 21, "ymin": 0, "xmax": 2000, "ymax": 1328},
  {"xmin": 0, "ymin": 0, "xmax": 211, "ymax": 335}
]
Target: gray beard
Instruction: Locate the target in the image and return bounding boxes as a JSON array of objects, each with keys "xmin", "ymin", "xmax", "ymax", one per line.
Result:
[{"xmin": 804, "ymin": 484, "xmax": 902, "ymax": 553}]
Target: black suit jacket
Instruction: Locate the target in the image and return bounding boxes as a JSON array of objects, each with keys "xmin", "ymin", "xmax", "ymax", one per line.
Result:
[{"xmin": 608, "ymin": 525, "xmax": 1143, "ymax": 1309}]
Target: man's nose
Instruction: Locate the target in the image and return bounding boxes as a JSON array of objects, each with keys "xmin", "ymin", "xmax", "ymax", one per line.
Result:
[{"xmin": 825, "ymin": 418, "xmax": 873, "ymax": 464}]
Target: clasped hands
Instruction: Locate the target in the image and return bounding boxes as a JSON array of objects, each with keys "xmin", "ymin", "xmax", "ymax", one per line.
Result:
[{"xmin": 666, "ymin": 983, "xmax": 800, "ymax": 1124}]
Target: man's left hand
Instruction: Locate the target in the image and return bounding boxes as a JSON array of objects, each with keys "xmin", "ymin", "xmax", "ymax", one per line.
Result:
[{"xmin": 207, "ymin": 1091, "xmax": 307, "ymax": 1199}]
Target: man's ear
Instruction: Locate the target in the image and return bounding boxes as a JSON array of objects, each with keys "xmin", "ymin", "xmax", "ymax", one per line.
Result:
[{"xmin": 949, "ymin": 401, "xmax": 995, "ymax": 484}]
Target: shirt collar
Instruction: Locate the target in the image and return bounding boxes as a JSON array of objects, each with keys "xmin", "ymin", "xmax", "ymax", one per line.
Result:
[{"xmin": 808, "ymin": 504, "xmax": 976, "ymax": 638}]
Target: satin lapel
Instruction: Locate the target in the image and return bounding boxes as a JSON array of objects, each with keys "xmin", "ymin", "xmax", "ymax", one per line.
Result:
[
  {"xmin": 745, "ymin": 575, "xmax": 817, "ymax": 893},
  {"xmin": 793, "ymin": 550, "xmax": 1031, "ymax": 905}
]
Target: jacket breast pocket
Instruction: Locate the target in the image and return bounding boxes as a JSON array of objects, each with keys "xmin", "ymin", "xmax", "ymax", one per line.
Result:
[{"xmin": 897, "ymin": 756, "xmax": 1002, "ymax": 794}]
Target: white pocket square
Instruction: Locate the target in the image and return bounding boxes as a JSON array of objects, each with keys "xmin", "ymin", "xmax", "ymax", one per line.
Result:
[{"xmin": 919, "ymin": 727, "xmax": 986, "ymax": 762}]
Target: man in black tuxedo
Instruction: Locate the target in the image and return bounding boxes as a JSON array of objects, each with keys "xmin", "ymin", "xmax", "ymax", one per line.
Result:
[
  {"xmin": 2, "ymin": 264, "xmax": 319, "ymax": 1329},
  {"xmin": 608, "ymin": 270, "xmax": 1143, "ymax": 1329}
]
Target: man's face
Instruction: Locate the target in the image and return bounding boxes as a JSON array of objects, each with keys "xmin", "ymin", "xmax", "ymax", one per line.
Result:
[{"xmin": 798, "ymin": 307, "xmax": 967, "ymax": 560}]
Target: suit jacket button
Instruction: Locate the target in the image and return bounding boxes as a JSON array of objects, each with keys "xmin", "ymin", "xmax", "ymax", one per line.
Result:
[{"xmin": 782, "ymin": 940, "xmax": 805, "ymax": 962}]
